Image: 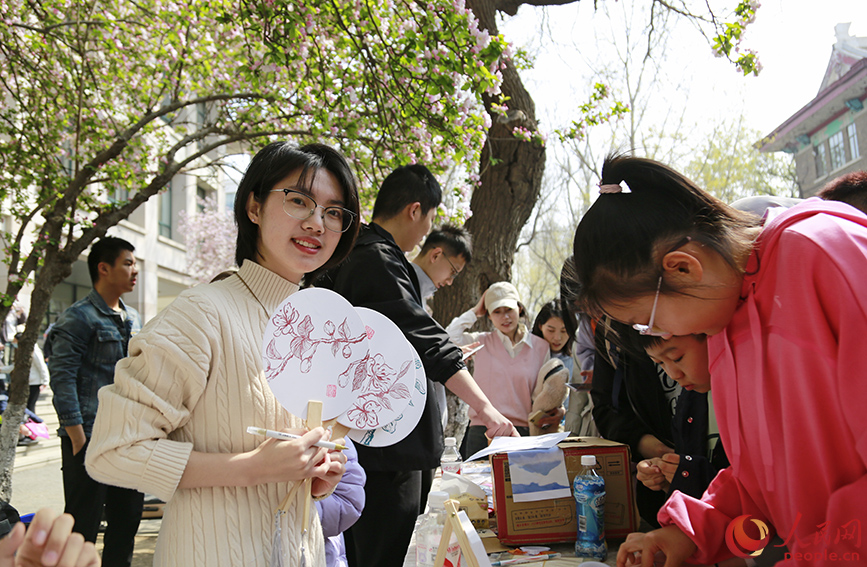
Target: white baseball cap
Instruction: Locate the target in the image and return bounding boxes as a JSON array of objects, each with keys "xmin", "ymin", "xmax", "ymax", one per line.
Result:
[{"xmin": 485, "ymin": 282, "xmax": 520, "ymax": 312}]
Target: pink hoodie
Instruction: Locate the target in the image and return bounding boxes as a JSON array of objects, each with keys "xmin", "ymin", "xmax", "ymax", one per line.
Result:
[{"xmin": 659, "ymin": 198, "xmax": 867, "ymax": 566}]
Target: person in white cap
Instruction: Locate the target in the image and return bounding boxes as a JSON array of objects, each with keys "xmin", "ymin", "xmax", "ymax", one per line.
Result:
[{"xmin": 446, "ymin": 282, "xmax": 563, "ymax": 456}]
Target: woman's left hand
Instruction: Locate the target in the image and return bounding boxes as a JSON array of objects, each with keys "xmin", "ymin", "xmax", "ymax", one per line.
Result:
[{"xmin": 311, "ymin": 442, "xmax": 347, "ymax": 498}]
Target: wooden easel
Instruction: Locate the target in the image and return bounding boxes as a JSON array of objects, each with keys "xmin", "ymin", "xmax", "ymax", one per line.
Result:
[{"xmin": 433, "ymin": 500, "xmax": 488, "ymax": 567}]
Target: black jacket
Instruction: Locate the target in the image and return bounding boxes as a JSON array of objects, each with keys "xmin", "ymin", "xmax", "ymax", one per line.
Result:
[
  {"xmin": 668, "ymin": 389, "xmax": 729, "ymax": 499},
  {"xmin": 590, "ymin": 319, "xmax": 677, "ymax": 528},
  {"xmin": 316, "ymin": 223, "xmax": 465, "ymax": 471},
  {"xmin": 590, "ymin": 320, "xmax": 676, "ymax": 460}
]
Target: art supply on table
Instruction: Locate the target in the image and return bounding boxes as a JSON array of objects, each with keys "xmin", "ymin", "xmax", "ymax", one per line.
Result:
[
  {"xmin": 246, "ymin": 426, "xmax": 346, "ymax": 450},
  {"xmin": 573, "ymin": 454, "xmax": 607, "ymax": 561},
  {"xmin": 489, "ymin": 553, "xmax": 561, "ymax": 566},
  {"xmin": 441, "ymin": 437, "xmax": 463, "ymax": 475},
  {"xmin": 434, "ymin": 499, "xmax": 491, "ymax": 567}
]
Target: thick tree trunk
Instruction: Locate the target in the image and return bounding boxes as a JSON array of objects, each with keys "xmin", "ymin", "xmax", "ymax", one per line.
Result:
[
  {"xmin": 0, "ymin": 242, "xmax": 76, "ymax": 502},
  {"xmin": 432, "ymin": 0, "xmax": 547, "ymax": 447}
]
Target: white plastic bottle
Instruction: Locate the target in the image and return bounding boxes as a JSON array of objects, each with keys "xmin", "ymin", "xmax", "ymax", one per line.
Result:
[
  {"xmin": 441, "ymin": 437, "xmax": 463, "ymax": 475},
  {"xmin": 416, "ymin": 491, "xmax": 462, "ymax": 567},
  {"xmin": 573, "ymin": 454, "xmax": 607, "ymax": 561},
  {"xmin": 416, "ymin": 491, "xmax": 446, "ymax": 567}
]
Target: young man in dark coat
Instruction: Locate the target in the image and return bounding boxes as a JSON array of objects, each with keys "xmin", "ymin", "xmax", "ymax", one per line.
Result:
[{"xmin": 317, "ymin": 165, "xmax": 516, "ymax": 567}]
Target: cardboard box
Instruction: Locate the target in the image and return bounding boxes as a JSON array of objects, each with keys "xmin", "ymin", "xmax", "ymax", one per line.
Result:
[{"xmin": 491, "ymin": 437, "xmax": 638, "ymax": 545}]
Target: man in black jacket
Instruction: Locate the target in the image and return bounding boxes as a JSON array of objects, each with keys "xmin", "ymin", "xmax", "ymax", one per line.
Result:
[{"xmin": 317, "ymin": 164, "xmax": 516, "ymax": 567}]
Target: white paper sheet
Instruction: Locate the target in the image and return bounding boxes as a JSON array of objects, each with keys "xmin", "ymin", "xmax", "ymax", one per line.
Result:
[{"xmin": 464, "ymin": 431, "xmax": 571, "ymax": 462}]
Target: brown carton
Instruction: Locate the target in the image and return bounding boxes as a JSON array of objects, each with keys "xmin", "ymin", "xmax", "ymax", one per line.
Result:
[{"xmin": 490, "ymin": 437, "xmax": 639, "ymax": 545}]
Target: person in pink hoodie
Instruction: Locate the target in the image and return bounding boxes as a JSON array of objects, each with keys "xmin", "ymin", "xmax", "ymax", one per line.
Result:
[{"xmin": 570, "ymin": 154, "xmax": 867, "ymax": 567}]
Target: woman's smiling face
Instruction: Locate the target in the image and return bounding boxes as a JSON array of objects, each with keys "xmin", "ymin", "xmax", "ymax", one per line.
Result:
[
  {"xmin": 490, "ymin": 306, "xmax": 519, "ymax": 337},
  {"xmin": 247, "ymin": 167, "xmax": 344, "ymax": 283}
]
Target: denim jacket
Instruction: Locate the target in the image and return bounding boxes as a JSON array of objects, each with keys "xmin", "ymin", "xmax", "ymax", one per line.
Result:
[{"xmin": 46, "ymin": 289, "xmax": 141, "ymax": 437}]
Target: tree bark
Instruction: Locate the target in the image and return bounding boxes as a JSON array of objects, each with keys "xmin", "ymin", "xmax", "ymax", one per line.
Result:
[
  {"xmin": 0, "ymin": 231, "xmax": 76, "ymax": 502},
  {"xmin": 432, "ymin": 0, "xmax": 548, "ymax": 445}
]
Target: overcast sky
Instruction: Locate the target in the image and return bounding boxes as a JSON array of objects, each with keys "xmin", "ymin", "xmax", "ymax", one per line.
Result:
[{"xmin": 500, "ymin": 0, "xmax": 865, "ymax": 144}]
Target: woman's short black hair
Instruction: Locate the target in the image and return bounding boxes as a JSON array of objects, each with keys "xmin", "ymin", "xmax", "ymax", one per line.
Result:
[
  {"xmin": 233, "ymin": 142, "xmax": 361, "ymax": 283},
  {"xmin": 531, "ymin": 299, "xmax": 577, "ymax": 356}
]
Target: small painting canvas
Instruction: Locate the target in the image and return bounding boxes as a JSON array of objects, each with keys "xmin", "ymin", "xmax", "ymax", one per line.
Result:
[{"xmin": 507, "ymin": 447, "xmax": 571, "ymax": 503}]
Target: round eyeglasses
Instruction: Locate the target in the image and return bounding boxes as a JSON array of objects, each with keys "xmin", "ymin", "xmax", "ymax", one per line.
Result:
[{"xmin": 270, "ymin": 189, "xmax": 356, "ymax": 233}]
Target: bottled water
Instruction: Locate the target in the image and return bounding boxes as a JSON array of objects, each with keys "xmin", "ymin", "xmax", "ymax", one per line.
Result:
[
  {"xmin": 416, "ymin": 491, "xmax": 462, "ymax": 567},
  {"xmin": 417, "ymin": 491, "xmax": 448, "ymax": 567},
  {"xmin": 573, "ymin": 454, "xmax": 607, "ymax": 561},
  {"xmin": 441, "ymin": 437, "xmax": 463, "ymax": 475}
]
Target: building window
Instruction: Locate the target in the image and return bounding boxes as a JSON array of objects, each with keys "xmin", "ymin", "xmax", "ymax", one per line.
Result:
[
  {"xmin": 814, "ymin": 143, "xmax": 827, "ymax": 178},
  {"xmin": 848, "ymin": 123, "xmax": 859, "ymax": 160},
  {"xmin": 196, "ymin": 103, "xmax": 208, "ymax": 151},
  {"xmin": 159, "ymin": 180, "xmax": 173, "ymax": 238},
  {"xmin": 197, "ymin": 185, "xmax": 208, "ymax": 213},
  {"xmin": 829, "ymin": 131, "xmax": 846, "ymax": 170}
]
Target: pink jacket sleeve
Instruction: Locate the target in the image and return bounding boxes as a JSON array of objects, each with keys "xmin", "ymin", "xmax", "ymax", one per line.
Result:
[
  {"xmin": 658, "ymin": 468, "xmax": 774, "ymax": 564},
  {"xmin": 661, "ymin": 214, "xmax": 867, "ymax": 566}
]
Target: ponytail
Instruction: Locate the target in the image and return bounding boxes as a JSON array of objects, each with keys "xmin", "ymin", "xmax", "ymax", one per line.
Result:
[{"xmin": 572, "ymin": 153, "xmax": 758, "ymax": 317}]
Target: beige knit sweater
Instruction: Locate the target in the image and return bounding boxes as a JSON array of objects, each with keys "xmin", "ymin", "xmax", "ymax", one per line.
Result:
[{"xmin": 86, "ymin": 260, "xmax": 326, "ymax": 567}]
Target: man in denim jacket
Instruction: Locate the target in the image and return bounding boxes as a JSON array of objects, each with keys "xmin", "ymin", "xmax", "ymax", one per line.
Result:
[{"xmin": 46, "ymin": 236, "xmax": 143, "ymax": 567}]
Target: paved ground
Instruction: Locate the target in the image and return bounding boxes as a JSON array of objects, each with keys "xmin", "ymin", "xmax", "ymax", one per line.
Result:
[{"xmin": 9, "ymin": 388, "xmax": 158, "ymax": 567}]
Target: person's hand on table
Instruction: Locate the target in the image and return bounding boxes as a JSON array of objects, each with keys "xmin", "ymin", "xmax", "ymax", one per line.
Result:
[
  {"xmin": 478, "ymin": 404, "xmax": 518, "ymax": 438},
  {"xmin": 617, "ymin": 527, "xmax": 697, "ymax": 567}
]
